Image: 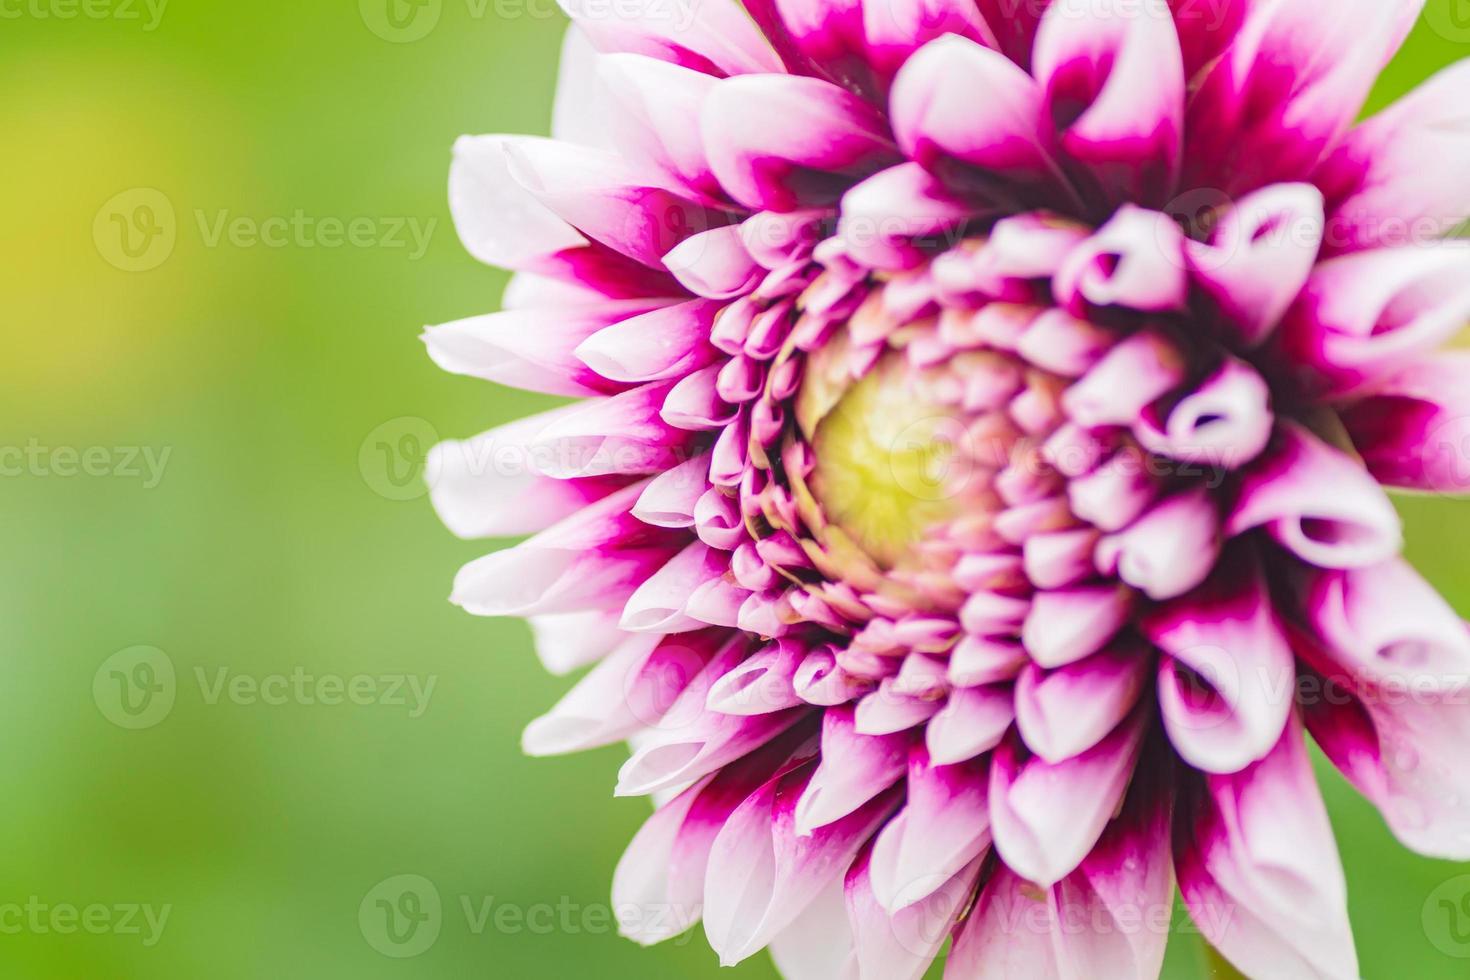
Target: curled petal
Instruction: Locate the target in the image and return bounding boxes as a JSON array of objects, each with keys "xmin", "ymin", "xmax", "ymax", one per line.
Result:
[
  {"xmin": 1132, "ymin": 356, "xmax": 1274, "ymax": 468},
  {"xmin": 599, "ymin": 54, "xmax": 726, "ymax": 204},
  {"xmin": 663, "ymin": 226, "xmax": 765, "ymax": 299},
  {"xmin": 1097, "ymin": 488, "xmax": 1221, "ymax": 602},
  {"xmin": 1176, "ymin": 721, "xmax": 1360, "ymax": 980},
  {"xmin": 1340, "ymin": 351, "xmax": 1470, "ymax": 495},
  {"xmin": 578, "ymin": 299, "xmax": 723, "ymax": 384},
  {"xmin": 1281, "ymin": 240, "xmax": 1470, "ymax": 397},
  {"xmin": 1142, "ymin": 544, "xmax": 1295, "ymax": 774},
  {"xmin": 703, "ymin": 74, "xmax": 899, "ymax": 212},
  {"xmin": 1032, "ymin": 0, "xmax": 1185, "ymax": 206},
  {"xmin": 1061, "ymin": 329, "xmax": 1188, "ymax": 428},
  {"xmin": 1053, "ymin": 207, "xmax": 1188, "ymax": 314},
  {"xmin": 707, "ymin": 639, "xmax": 809, "ymax": 715},
  {"xmin": 622, "ymin": 542, "xmax": 734, "ymax": 633},
  {"xmin": 1226, "ymin": 422, "xmax": 1402, "ymax": 568},
  {"xmin": 1294, "ymin": 559, "xmax": 1470, "ymax": 695},
  {"xmin": 890, "ymin": 35, "xmax": 1055, "ymax": 178},
  {"xmin": 1184, "ymin": 183, "xmax": 1325, "ymax": 347},
  {"xmin": 837, "ymin": 163, "xmax": 982, "ymax": 271}
]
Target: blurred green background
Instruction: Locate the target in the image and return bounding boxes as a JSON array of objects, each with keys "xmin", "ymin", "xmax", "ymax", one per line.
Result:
[{"xmin": 4, "ymin": 1, "xmax": 1470, "ymax": 977}]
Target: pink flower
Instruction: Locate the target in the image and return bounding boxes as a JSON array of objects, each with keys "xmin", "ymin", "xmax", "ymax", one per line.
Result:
[{"xmin": 427, "ymin": 3, "xmax": 1470, "ymax": 976}]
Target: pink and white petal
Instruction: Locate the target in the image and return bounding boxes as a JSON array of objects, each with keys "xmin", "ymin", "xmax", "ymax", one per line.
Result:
[
  {"xmin": 501, "ymin": 271, "xmax": 611, "ymax": 310},
  {"xmin": 1022, "ymin": 585, "xmax": 1133, "ymax": 670},
  {"xmin": 837, "ymin": 163, "xmax": 983, "ymax": 271},
  {"xmin": 1280, "ymin": 243, "xmax": 1470, "ymax": 396},
  {"xmin": 1015, "ymin": 640, "xmax": 1150, "ymax": 764},
  {"xmin": 1226, "ymin": 421, "xmax": 1402, "ymax": 568},
  {"xmin": 621, "ymin": 541, "xmax": 732, "ymax": 633},
  {"xmin": 1294, "ymin": 559, "xmax": 1470, "ymax": 694},
  {"xmin": 599, "ymin": 53, "xmax": 727, "ymax": 205},
  {"xmin": 522, "ymin": 632, "xmax": 670, "ymax": 755},
  {"xmin": 505, "ymin": 138, "xmax": 733, "ymax": 268},
  {"xmin": 1316, "ymin": 60, "xmax": 1470, "ymax": 254},
  {"xmin": 1061, "ymin": 329, "xmax": 1188, "ymax": 427},
  {"xmin": 1184, "ymin": 183, "xmax": 1326, "ymax": 347},
  {"xmin": 451, "ymin": 482, "xmax": 684, "ymax": 617},
  {"xmin": 703, "ymin": 74, "xmax": 900, "ymax": 212},
  {"xmin": 945, "ymin": 865, "xmax": 1063, "ymax": 980},
  {"xmin": 527, "ymin": 609, "xmax": 628, "ymax": 676},
  {"xmin": 868, "ymin": 746, "xmax": 990, "ymax": 912},
  {"xmin": 1097, "ymin": 488, "xmax": 1221, "ymax": 602},
  {"xmin": 1132, "ymin": 357, "xmax": 1274, "ymax": 469},
  {"xmin": 989, "ymin": 710, "xmax": 1147, "ymax": 887},
  {"xmin": 861, "ymin": 0, "xmax": 996, "ymax": 82},
  {"xmin": 890, "ymin": 35, "xmax": 1056, "ymax": 179},
  {"xmin": 424, "ymin": 300, "xmax": 665, "ymax": 396},
  {"xmin": 854, "ymin": 679, "xmax": 944, "ymax": 735},
  {"xmin": 558, "ymin": 0, "xmax": 784, "ymax": 77},
  {"xmin": 845, "ymin": 847, "xmax": 983, "ymax": 980},
  {"xmin": 1032, "ymin": 0, "xmax": 1186, "ymax": 207},
  {"xmin": 632, "ymin": 453, "xmax": 711, "ymax": 528},
  {"xmin": 428, "ymin": 407, "xmax": 631, "ymax": 539},
  {"xmin": 1067, "ymin": 449, "xmax": 1162, "ymax": 533},
  {"xmin": 1142, "ymin": 544, "xmax": 1295, "ymax": 774},
  {"xmin": 707, "ymin": 639, "xmax": 808, "ymax": 716},
  {"xmin": 611, "ymin": 772, "xmax": 715, "ymax": 945},
  {"xmin": 704, "ymin": 762, "xmax": 901, "ymax": 965},
  {"xmin": 1176, "ymin": 721, "xmax": 1360, "ymax": 980},
  {"xmin": 926, "ymin": 683, "xmax": 1015, "ymax": 764},
  {"xmin": 553, "ymin": 27, "xmax": 614, "ymax": 148},
  {"xmin": 531, "ymin": 381, "xmax": 701, "ymax": 478},
  {"xmin": 1185, "ymin": 0, "xmax": 1426, "ymax": 194},
  {"xmin": 663, "ymin": 226, "xmax": 765, "ymax": 299},
  {"xmin": 616, "ymin": 650, "xmax": 812, "ymax": 797},
  {"xmin": 768, "ymin": 881, "xmax": 857, "ymax": 980},
  {"xmin": 448, "ymin": 135, "xmax": 588, "ymax": 269},
  {"xmin": 1299, "ymin": 662, "xmax": 1470, "ymax": 862},
  {"xmin": 1053, "ymin": 207, "xmax": 1188, "ymax": 314},
  {"xmin": 578, "ymin": 299, "xmax": 723, "ymax": 385},
  {"xmin": 1340, "ymin": 351, "xmax": 1470, "ymax": 495},
  {"xmin": 795, "ymin": 705, "xmax": 910, "ymax": 834}
]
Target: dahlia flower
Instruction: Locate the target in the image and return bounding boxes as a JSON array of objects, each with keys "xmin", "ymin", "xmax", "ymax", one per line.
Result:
[{"xmin": 426, "ymin": 1, "xmax": 1470, "ymax": 975}]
